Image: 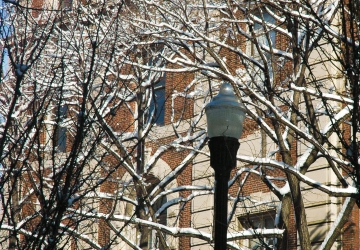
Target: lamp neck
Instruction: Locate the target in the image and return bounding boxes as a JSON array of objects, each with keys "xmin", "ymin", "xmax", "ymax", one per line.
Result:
[{"xmin": 208, "ymin": 136, "xmax": 240, "ymax": 173}]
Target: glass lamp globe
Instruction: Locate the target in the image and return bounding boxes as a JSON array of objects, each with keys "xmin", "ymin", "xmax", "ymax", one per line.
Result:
[{"xmin": 205, "ymin": 83, "xmax": 246, "ymax": 139}]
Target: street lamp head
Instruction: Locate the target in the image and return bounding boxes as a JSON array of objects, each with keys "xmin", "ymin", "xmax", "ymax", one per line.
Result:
[
  {"xmin": 206, "ymin": 83, "xmax": 246, "ymax": 250},
  {"xmin": 205, "ymin": 83, "xmax": 246, "ymax": 139}
]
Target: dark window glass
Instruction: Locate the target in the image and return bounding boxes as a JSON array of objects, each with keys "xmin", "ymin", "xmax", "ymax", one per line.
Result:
[
  {"xmin": 149, "ymin": 78, "xmax": 165, "ymax": 126},
  {"xmin": 57, "ymin": 105, "xmax": 67, "ymax": 152},
  {"xmin": 251, "ymin": 10, "xmax": 276, "ymax": 87}
]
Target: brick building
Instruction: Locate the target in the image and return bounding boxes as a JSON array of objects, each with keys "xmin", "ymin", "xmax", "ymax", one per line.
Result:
[{"xmin": 1, "ymin": 0, "xmax": 359, "ymax": 250}]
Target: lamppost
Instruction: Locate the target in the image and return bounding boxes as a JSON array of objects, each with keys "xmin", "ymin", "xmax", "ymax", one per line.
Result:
[{"xmin": 205, "ymin": 83, "xmax": 246, "ymax": 250}]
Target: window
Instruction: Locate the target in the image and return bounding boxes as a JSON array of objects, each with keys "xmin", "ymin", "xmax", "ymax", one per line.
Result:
[
  {"xmin": 56, "ymin": 105, "xmax": 67, "ymax": 152},
  {"xmin": 149, "ymin": 78, "xmax": 165, "ymax": 126},
  {"xmin": 60, "ymin": 0, "xmax": 73, "ymax": 10},
  {"xmin": 239, "ymin": 211, "xmax": 276, "ymax": 249},
  {"xmin": 249, "ymin": 10, "xmax": 276, "ymax": 89}
]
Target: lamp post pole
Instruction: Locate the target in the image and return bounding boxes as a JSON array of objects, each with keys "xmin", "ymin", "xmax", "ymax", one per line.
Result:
[
  {"xmin": 209, "ymin": 136, "xmax": 239, "ymax": 250},
  {"xmin": 205, "ymin": 83, "xmax": 246, "ymax": 250}
]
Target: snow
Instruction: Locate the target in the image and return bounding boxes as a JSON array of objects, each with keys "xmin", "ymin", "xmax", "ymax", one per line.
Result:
[
  {"xmin": 155, "ymin": 190, "xmax": 212, "ymax": 218},
  {"xmin": 228, "ymin": 228, "xmax": 285, "ymax": 240},
  {"xmin": 321, "ymin": 107, "xmax": 352, "ymax": 135},
  {"xmin": 150, "ymin": 185, "xmax": 212, "ymax": 206},
  {"xmin": 294, "ymin": 147, "xmax": 313, "ymax": 170},
  {"xmin": 238, "ymin": 155, "xmax": 358, "ymax": 196},
  {"xmin": 289, "ymin": 83, "xmax": 353, "ymax": 105},
  {"xmin": 65, "ymin": 208, "xmax": 282, "ymax": 250},
  {"xmin": 277, "ymin": 183, "xmax": 290, "ymax": 196}
]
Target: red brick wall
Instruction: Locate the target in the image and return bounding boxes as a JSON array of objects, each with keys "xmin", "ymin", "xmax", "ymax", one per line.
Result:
[
  {"xmin": 165, "ymin": 51, "xmax": 194, "ymax": 125},
  {"xmin": 343, "ymin": 207, "xmax": 360, "ymax": 250},
  {"xmin": 98, "ymin": 198, "xmax": 113, "ymax": 246},
  {"xmin": 21, "ymin": 173, "xmax": 38, "ymax": 244},
  {"xmin": 105, "ymin": 100, "xmax": 135, "ymax": 132},
  {"xmin": 31, "ymin": 0, "xmax": 44, "ymax": 17},
  {"xmin": 98, "ymin": 155, "xmax": 127, "ymax": 247},
  {"xmin": 342, "ymin": 121, "xmax": 359, "ymax": 249},
  {"xmin": 341, "ymin": 2, "xmax": 360, "ymax": 245}
]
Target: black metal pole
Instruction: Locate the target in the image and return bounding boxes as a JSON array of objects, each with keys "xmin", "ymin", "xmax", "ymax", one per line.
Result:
[
  {"xmin": 209, "ymin": 136, "xmax": 240, "ymax": 250},
  {"xmin": 214, "ymin": 170, "xmax": 231, "ymax": 250}
]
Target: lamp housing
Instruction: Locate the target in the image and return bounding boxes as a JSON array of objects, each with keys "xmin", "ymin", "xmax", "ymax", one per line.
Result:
[{"xmin": 205, "ymin": 83, "xmax": 246, "ymax": 139}]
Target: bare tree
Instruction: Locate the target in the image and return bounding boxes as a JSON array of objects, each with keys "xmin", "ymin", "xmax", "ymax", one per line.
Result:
[{"xmin": 0, "ymin": 0, "xmax": 359, "ymax": 250}]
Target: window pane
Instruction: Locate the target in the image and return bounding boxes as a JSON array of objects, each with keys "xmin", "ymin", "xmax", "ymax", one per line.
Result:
[
  {"xmin": 149, "ymin": 80, "xmax": 165, "ymax": 126},
  {"xmin": 58, "ymin": 127, "xmax": 67, "ymax": 152},
  {"xmin": 239, "ymin": 211, "xmax": 275, "ymax": 250},
  {"xmin": 57, "ymin": 105, "xmax": 67, "ymax": 152},
  {"xmin": 251, "ymin": 10, "xmax": 276, "ymax": 85}
]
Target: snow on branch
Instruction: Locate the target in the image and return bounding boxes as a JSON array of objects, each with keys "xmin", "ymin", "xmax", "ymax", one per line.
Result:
[
  {"xmin": 239, "ymin": 80, "xmax": 352, "ymax": 164},
  {"xmin": 148, "ymin": 135, "xmax": 207, "ymax": 197},
  {"xmin": 228, "ymin": 228, "xmax": 284, "ymax": 240},
  {"xmin": 150, "ymin": 185, "xmax": 212, "ymax": 206},
  {"xmin": 238, "ymin": 155, "xmax": 358, "ymax": 197},
  {"xmin": 155, "ymin": 190, "xmax": 212, "ymax": 218},
  {"xmin": 69, "ymin": 209, "xmax": 283, "ymax": 249},
  {"xmin": 289, "ymin": 83, "xmax": 353, "ymax": 105}
]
